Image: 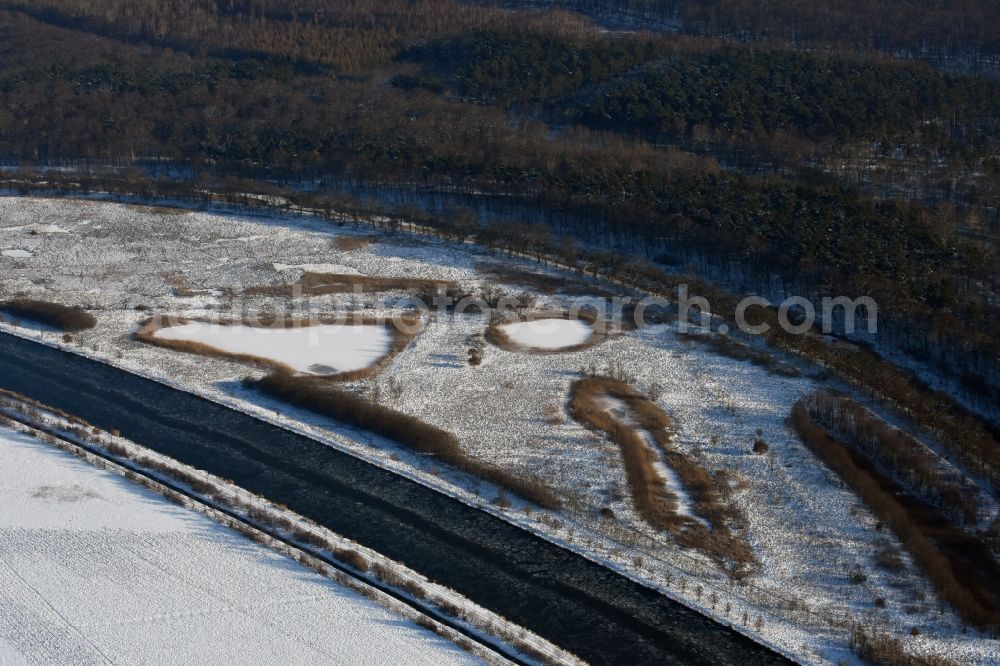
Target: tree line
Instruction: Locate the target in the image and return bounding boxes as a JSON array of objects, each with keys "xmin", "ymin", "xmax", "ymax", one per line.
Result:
[
  {"xmin": 497, "ymin": 0, "xmax": 1000, "ymax": 74},
  {"xmin": 407, "ymin": 30, "xmax": 1000, "ymax": 222},
  {"xmin": 0, "ymin": 3, "xmax": 995, "ymax": 401},
  {"xmin": 791, "ymin": 400, "xmax": 1000, "ymax": 631}
]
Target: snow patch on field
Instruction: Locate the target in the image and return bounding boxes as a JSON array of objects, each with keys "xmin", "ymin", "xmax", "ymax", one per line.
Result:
[
  {"xmin": 7, "ymin": 223, "xmax": 67, "ymax": 234},
  {"xmin": 273, "ymin": 262, "xmax": 362, "ymax": 275},
  {"xmin": 498, "ymin": 318, "xmax": 593, "ymax": 350},
  {"xmin": 0, "ymin": 423, "xmax": 481, "ymax": 666},
  {"xmin": 1, "ymin": 249, "xmax": 32, "ymax": 259},
  {"xmin": 152, "ymin": 322, "xmax": 393, "ymax": 375}
]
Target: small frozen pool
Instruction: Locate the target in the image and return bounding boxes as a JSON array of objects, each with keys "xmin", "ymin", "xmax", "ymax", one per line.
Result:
[
  {"xmin": 151, "ymin": 322, "xmax": 394, "ymax": 375},
  {"xmin": 496, "ymin": 318, "xmax": 594, "ymax": 351}
]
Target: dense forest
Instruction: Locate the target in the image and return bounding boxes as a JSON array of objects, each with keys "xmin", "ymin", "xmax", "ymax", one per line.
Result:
[
  {"xmin": 496, "ymin": 0, "xmax": 1000, "ymax": 73},
  {"xmin": 408, "ymin": 30, "xmax": 1000, "ymax": 222},
  {"xmin": 428, "ymin": 33, "xmax": 1000, "ymax": 142},
  {"xmin": 0, "ymin": 1, "xmax": 996, "ymax": 406}
]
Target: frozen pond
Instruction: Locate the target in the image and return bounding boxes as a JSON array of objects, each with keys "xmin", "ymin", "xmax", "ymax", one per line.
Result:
[
  {"xmin": 152, "ymin": 322, "xmax": 394, "ymax": 375},
  {"xmin": 497, "ymin": 318, "xmax": 594, "ymax": 350}
]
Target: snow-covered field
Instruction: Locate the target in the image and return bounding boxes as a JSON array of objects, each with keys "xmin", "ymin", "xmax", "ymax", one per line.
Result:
[
  {"xmin": 0, "ymin": 422, "xmax": 481, "ymax": 665},
  {"xmin": 0, "ymin": 195, "xmax": 996, "ymax": 665},
  {"xmin": 151, "ymin": 321, "xmax": 393, "ymax": 375}
]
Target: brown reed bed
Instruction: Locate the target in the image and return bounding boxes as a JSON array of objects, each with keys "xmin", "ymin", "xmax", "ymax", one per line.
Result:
[
  {"xmin": 0, "ymin": 298, "xmax": 97, "ymax": 332},
  {"xmin": 245, "ymin": 272, "xmax": 457, "ymax": 297},
  {"xmin": 569, "ymin": 376, "xmax": 757, "ymax": 576},
  {"xmin": 333, "ymin": 235, "xmax": 379, "ymax": 252},
  {"xmin": 250, "ymin": 372, "xmax": 562, "ymax": 510}
]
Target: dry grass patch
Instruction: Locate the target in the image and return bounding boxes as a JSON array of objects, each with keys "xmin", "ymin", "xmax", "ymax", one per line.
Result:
[
  {"xmin": 250, "ymin": 373, "xmax": 562, "ymax": 510},
  {"xmin": 333, "ymin": 235, "xmax": 379, "ymax": 252},
  {"xmin": 570, "ymin": 376, "xmax": 757, "ymax": 576},
  {"xmin": 125, "ymin": 204, "xmax": 190, "ymax": 216},
  {"xmin": 0, "ymin": 299, "xmax": 97, "ymax": 332},
  {"xmin": 678, "ymin": 333, "xmax": 801, "ymax": 377},
  {"xmin": 173, "ymin": 287, "xmax": 231, "ymax": 298},
  {"xmin": 134, "ymin": 314, "xmax": 419, "ymax": 381},
  {"xmin": 475, "ymin": 261, "xmax": 614, "ymax": 296},
  {"xmin": 245, "ymin": 272, "xmax": 457, "ymax": 297}
]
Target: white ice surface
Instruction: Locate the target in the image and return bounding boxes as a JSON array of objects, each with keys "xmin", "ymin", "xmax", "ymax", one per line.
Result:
[
  {"xmin": 498, "ymin": 318, "xmax": 593, "ymax": 350},
  {"xmin": 0, "ymin": 424, "xmax": 480, "ymax": 666},
  {"xmin": 152, "ymin": 322, "xmax": 393, "ymax": 375}
]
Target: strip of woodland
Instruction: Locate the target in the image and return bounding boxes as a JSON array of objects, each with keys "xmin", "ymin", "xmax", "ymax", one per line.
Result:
[{"xmin": 791, "ymin": 400, "xmax": 1000, "ymax": 630}]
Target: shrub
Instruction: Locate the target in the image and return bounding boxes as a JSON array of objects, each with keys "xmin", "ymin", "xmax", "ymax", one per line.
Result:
[
  {"xmin": 371, "ymin": 562, "xmax": 407, "ymax": 588},
  {"xmin": 468, "ymin": 347, "xmax": 483, "ymax": 366},
  {"xmin": 1, "ymin": 299, "xmax": 97, "ymax": 332},
  {"xmin": 493, "ymin": 491, "xmax": 512, "ymax": 509},
  {"xmin": 401, "ymin": 580, "xmax": 427, "ymax": 600},
  {"xmin": 875, "ymin": 541, "xmax": 905, "ymax": 571},
  {"xmin": 850, "ymin": 625, "xmax": 957, "ymax": 666},
  {"xmin": 333, "ymin": 235, "xmax": 378, "ymax": 252},
  {"xmin": 333, "ymin": 548, "xmax": 370, "ymax": 573}
]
